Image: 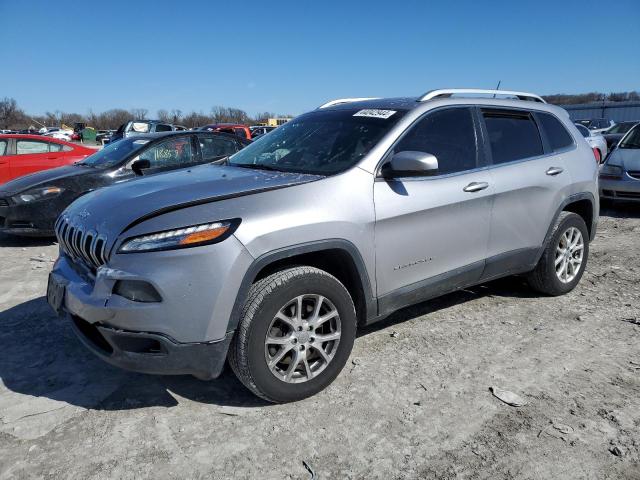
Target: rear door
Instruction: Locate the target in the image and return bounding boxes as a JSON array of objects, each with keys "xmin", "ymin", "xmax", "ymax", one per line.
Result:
[
  {"xmin": 10, "ymin": 139, "xmax": 65, "ymax": 179},
  {"xmin": 481, "ymin": 108, "xmax": 572, "ymax": 276},
  {"xmin": 374, "ymin": 106, "xmax": 493, "ymax": 309}
]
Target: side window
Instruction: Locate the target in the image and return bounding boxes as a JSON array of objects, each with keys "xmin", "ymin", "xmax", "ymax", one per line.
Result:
[
  {"xmin": 155, "ymin": 124, "xmax": 173, "ymax": 132},
  {"xmin": 395, "ymin": 107, "xmax": 478, "ymax": 175},
  {"xmin": 138, "ymin": 136, "xmax": 193, "ymax": 169},
  {"xmin": 575, "ymin": 124, "xmax": 590, "ymax": 138},
  {"xmin": 16, "ymin": 140, "xmax": 50, "ymax": 155},
  {"xmin": 49, "ymin": 143, "xmax": 64, "ymax": 152},
  {"xmin": 482, "ymin": 110, "xmax": 543, "ymax": 164},
  {"xmin": 62, "ymin": 145, "xmax": 73, "ymax": 152},
  {"xmin": 0, "ymin": 140, "xmax": 7, "ymax": 156},
  {"xmin": 537, "ymin": 113, "xmax": 573, "ymax": 152},
  {"xmin": 234, "ymin": 127, "xmax": 247, "ymax": 139},
  {"xmin": 199, "ymin": 135, "xmax": 238, "ymax": 161}
]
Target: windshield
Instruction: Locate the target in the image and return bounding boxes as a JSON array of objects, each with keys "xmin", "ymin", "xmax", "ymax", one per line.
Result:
[
  {"xmin": 78, "ymin": 138, "xmax": 150, "ymax": 167},
  {"xmin": 228, "ymin": 109, "xmax": 406, "ymax": 175},
  {"xmin": 619, "ymin": 125, "xmax": 640, "ymax": 149}
]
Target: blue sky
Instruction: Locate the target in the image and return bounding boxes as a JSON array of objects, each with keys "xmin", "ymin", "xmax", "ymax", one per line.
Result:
[{"xmin": 1, "ymin": 0, "xmax": 638, "ymax": 117}]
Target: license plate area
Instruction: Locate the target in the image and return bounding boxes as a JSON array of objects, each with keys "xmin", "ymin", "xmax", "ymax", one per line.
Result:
[{"xmin": 47, "ymin": 274, "xmax": 66, "ymax": 316}]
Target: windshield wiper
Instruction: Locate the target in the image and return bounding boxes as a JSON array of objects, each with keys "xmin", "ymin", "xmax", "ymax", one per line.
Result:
[{"xmin": 232, "ymin": 163, "xmax": 285, "ymax": 172}]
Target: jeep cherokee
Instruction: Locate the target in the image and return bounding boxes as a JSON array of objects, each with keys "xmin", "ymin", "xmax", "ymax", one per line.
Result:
[{"xmin": 47, "ymin": 89, "xmax": 599, "ymax": 402}]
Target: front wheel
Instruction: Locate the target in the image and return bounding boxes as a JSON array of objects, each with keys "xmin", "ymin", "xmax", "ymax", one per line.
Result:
[
  {"xmin": 228, "ymin": 266, "xmax": 357, "ymax": 403},
  {"xmin": 526, "ymin": 211, "xmax": 589, "ymax": 296}
]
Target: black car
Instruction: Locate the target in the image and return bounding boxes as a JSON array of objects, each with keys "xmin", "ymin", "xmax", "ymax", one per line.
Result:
[
  {"xmin": 0, "ymin": 131, "xmax": 249, "ymax": 236},
  {"xmin": 602, "ymin": 121, "xmax": 639, "ymax": 150}
]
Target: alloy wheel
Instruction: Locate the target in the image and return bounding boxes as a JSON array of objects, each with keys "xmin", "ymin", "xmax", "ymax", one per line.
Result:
[{"xmin": 555, "ymin": 226, "xmax": 584, "ymax": 283}]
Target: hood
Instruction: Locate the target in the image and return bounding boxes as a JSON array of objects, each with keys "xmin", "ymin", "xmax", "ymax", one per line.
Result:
[
  {"xmin": 61, "ymin": 164, "xmax": 321, "ymax": 239},
  {"xmin": 0, "ymin": 165, "xmax": 89, "ymax": 195},
  {"xmin": 607, "ymin": 147, "xmax": 640, "ymax": 171}
]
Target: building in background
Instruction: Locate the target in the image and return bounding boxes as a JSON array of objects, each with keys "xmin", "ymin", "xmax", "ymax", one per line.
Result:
[
  {"xmin": 267, "ymin": 117, "xmax": 292, "ymax": 127},
  {"xmin": 562, "ymin": 101, "xmax": 640, "ymax": 123}
]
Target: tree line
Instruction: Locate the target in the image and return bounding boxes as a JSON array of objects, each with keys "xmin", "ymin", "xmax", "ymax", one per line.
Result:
[
  {"xmin": 0, "ymin": 97, "xmax": 291, "ymax": 130},
  {"xmin": 542, "ymin": 91, "xmax": 640, "ymax": 105}
]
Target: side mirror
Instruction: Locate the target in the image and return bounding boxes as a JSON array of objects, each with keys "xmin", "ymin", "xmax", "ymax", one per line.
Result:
[
  {"xmin": 381, "ymin": 151, "xmax": 439, "ymax": 178},
  {"xmin": 131, "ymin": 159, "xmax": 151, "ymax": 176}
]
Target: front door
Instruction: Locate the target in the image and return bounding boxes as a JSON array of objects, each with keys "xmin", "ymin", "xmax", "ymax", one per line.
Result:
[
  {"xmin": 10, "ymin": 138, "xmax": 65, "ymax": 180},
  {"xmin": 374, "ymin": 107, "xmax": 493, "ymax": 313}
]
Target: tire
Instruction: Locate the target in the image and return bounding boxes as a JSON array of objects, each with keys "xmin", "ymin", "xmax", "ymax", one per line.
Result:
[
  {"xmin": 526, "ymin": 211, "xmax": 589, "ymax": 296},
  {"xmin": 228, "ymin": 266, "xmax": 357, "ymax": 403}
]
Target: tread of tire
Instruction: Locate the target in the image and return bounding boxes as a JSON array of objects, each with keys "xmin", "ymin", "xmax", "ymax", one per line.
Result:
[
  {"xmin": 527, "ymin": 211, "xmax": 583, "ymax": 295},
  {"xmin": 228, "ymin": 266, "xmax": 349, "ymax": 402}
]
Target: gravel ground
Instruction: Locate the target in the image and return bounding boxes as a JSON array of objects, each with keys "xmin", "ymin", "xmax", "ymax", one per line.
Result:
[{"xmin": 0, "ymin": 204, "xmax": 639, "ymax": 479}]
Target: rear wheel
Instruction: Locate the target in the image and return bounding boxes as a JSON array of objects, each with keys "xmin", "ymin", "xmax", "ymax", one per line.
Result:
[
  {"xmin": 228, "ymin": 266, "xmax": 357, "ymax": 403},
  {"xmin": 527, "ymin": 212, "xmax": 589, "ymax": 296}
]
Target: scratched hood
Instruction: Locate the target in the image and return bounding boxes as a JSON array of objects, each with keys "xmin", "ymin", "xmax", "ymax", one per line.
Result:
[{"xmin": 60, "ymin": 163, "xmax": 321, "ymax": 237}]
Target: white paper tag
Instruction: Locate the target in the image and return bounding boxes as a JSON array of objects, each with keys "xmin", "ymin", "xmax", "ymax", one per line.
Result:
[{"xmin": 353, "ymin": 109, "xmax": 397, "ymax": 119}]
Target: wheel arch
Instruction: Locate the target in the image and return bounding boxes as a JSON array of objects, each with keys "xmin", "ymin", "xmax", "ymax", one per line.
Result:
[
  {"xmin": 535, "ymin": 192, "xmax": 596, "ymax": 264},
  {"xmin": 227, "ymin": 240, "xmax": 376, "ymax": 333}
]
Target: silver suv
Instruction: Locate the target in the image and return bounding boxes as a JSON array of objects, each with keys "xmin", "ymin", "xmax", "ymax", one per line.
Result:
[{"xmin": 48, "ymin": 89, "xmax": 599, "ymax": 402}]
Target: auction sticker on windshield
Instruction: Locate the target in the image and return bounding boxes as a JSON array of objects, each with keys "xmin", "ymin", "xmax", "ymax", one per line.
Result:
[{"xmin": 353, "ymin": 109, "xmax": 397, "ymax": 119}]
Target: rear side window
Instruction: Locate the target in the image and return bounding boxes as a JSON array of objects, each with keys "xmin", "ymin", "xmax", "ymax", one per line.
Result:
[
  {"xmin": 155, "ymin": 124, "xmax": 173, "ymax": 132},
  {"xmin": 16, "ymin": 140, "xmax": 49, "ymax": 154},
  {"xmin": 199, "ymin": 135, "xmax": 238, "ymax": 161},
  {"xmin": 482, "ymin": 110, "xmax": 543, "ymax": 164},
  {"xmin": 0, "ymin": 140, "xmax": 6, "ymax": 156},
  {"xmin": 537, "ymin": 113, "xmax": 573, "ymax": 152},
  {"xmin": 395, "ymin": 107, "xmax": 478, "ymax": 175},
  {"xmin": 49, "ymin": 143, "xmax": 64, "ymax": 152}
]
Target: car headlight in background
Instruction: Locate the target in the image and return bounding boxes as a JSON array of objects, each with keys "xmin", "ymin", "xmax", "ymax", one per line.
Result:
[
  {"xmin": 12, "ymin": 186, "xmax": 65, "ymax": 204},
  {"xmin": 118, "ymin": 220, "xmax": 239, "ymax": 253},
  {"xmin": 599, "ymin": 164, "xmax": 623, "ymax": 179}
]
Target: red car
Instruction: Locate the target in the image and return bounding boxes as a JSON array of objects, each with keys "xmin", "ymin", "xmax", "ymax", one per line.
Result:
[
  {"xmin": 200, "ymin": 123, "xmax": 252, "ymax": 140},
  {"xmin": 0, "ymin": 134, "xmax": 96, "ymax": 185}
]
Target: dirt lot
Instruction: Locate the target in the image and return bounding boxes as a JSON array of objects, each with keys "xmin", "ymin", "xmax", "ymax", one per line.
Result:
[{"xmin": 0, "ymin": 204, "xmax": 639, "ymax": 480}]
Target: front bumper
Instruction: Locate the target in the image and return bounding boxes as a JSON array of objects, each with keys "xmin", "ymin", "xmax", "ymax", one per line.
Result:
[
  {"xmin": 51, "ymin": 234, "xmax": 254, "ymax": 377},
  {"xmin": 599, "ymin": 173, "xmax": 640, "ymax": 202},
  {"xmin": 0, "ymin": 195, "xmax": 59, "ymax": 236},
  {"xmin": 69, "ymin": 313, "xmax": 232, "ymax": 379}
]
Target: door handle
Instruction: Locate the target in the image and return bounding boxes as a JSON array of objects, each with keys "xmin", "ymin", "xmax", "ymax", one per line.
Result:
[
  {"xmin": 463, "ymin": 181, "xmax": 489, "ymax": 193},
  {"xmin": 546, "ymin": 167, "xmax": 564, "ymax": 176}
]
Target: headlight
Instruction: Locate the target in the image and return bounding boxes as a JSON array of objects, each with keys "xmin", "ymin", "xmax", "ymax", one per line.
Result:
[
  {"xmin": 118, "ymin": 219, "xmax": 239, "ymax": 253},
  {"xmin": 599, "ymin": 164, "xmax": 623, "ymax": 179},
  {"xmin": 12, "ymin": 186, "xmax": 65, "ymax": 204}
]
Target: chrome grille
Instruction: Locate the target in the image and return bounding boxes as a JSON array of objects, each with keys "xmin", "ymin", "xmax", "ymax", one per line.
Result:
[{"xmin": 55, "ymin": 215, "xmax": 108, "ymax": 269}]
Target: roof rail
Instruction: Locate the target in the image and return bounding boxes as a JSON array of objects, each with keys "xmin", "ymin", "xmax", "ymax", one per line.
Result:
[
  {"xmin": 419, "ymin": 89, "xmax": 546, "ymax": 104},
  {"xmin": 318, "ymin": 97, "xmax": 380, "ymax": 109}
]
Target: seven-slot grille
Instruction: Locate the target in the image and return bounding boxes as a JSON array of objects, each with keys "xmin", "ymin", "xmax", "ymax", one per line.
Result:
[{"xmin": 54, "ymin": 215, "xmax": 108, "ymax": 269}]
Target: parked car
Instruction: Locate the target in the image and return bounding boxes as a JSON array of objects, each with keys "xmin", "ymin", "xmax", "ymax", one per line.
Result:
[
  {"xmin": 599, "ymin": 124, "xmax": 640, "ymax": 202},
  {"xmin": 602, "ymin": 121, "xmax": 638, "ymax": 150},
  {"xmin": 575, "ymin": 123, "xmax": 607, "ymax": 162},
  {"xmin": 95, "ymin": 130, "xmax": 115, "ymax": 144},
  {"xmin": 0, "ymin": 131, "xmax": 248, "ymax": 236},
  {"xmin": 0, "ymin": 134, "xmax": 96, "ymax": 185},
  {"xmin": 575, "ymin": 118, "xmax": 615, "ymax": 134},
  {"xmin": 47, "ymin": 89, "xmax": 598, "ymax": 402},
  {"xmin": 249, "ymin": 125, "xmax": 276, "ymax": 140},
  {"xmin": 106, "ymin": 120, "xmax": 181, "ymax": 144},
  {"xmin": 199, "ymin": 123, "xmax": 252, "ymax": 140}
]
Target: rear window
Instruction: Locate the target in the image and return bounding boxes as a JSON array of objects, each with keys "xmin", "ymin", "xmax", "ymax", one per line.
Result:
[
  {"xmin": 483, "ymin": 110, "xmax": 544, "ymax": 164},
  {"xmin": 537, "ymin": 113, "xmax": 573, "ymax": 151}
]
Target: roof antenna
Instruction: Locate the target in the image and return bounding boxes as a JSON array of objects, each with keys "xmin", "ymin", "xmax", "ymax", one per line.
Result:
[{"xmin": 493, "ymin": 80, "xmax": 501, "ymax": 98}]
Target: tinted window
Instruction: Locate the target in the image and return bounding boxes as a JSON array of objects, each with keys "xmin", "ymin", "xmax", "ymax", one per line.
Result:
[
  {"xmin": 395, "ymin": 107, "xmax": 477, "ymax": 175},
  {"xmin": 0, "ymin": 140, "xmax": 6, "ymax": 156},
  {"xmin": 17, "ymin": 140, "xmax": 49, "ymax": 154},
  {"xmin": 199, "ymin": 135, "xmax": 238, "ymax": 161},
  {"xmin": 234, "ymin": 128, "xmax": 248, "ymax": 139},
  {"xmin": 619, "ymin": 125, "xmax": 640, "ymax": 149},
  {"xmin": 139, "ymin": 136, "xmax": 193, "ymax": 169},
  {"xmin": 155, "ymin": 124, "xmax": 173, "ymax": 132},
  {"xmin": 537, "ymin": 113, "xmax": 573, "ymax": 151},
  {"xmin": 483, "ymin": 110, "xmax": 543, "ymax": 164}
]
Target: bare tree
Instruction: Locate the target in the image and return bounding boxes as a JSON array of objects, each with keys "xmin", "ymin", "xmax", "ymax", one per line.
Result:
[
  {"xmin": 157, "ymin": 109, "xmax": 171, "ymax": 123},
  {"xmin": 130, "ymin": 108, "xmax": 148, "ymax": 120},
  {"xmin": 0, "ymin": 97, "xmax": 20, "ymax": 129}
]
